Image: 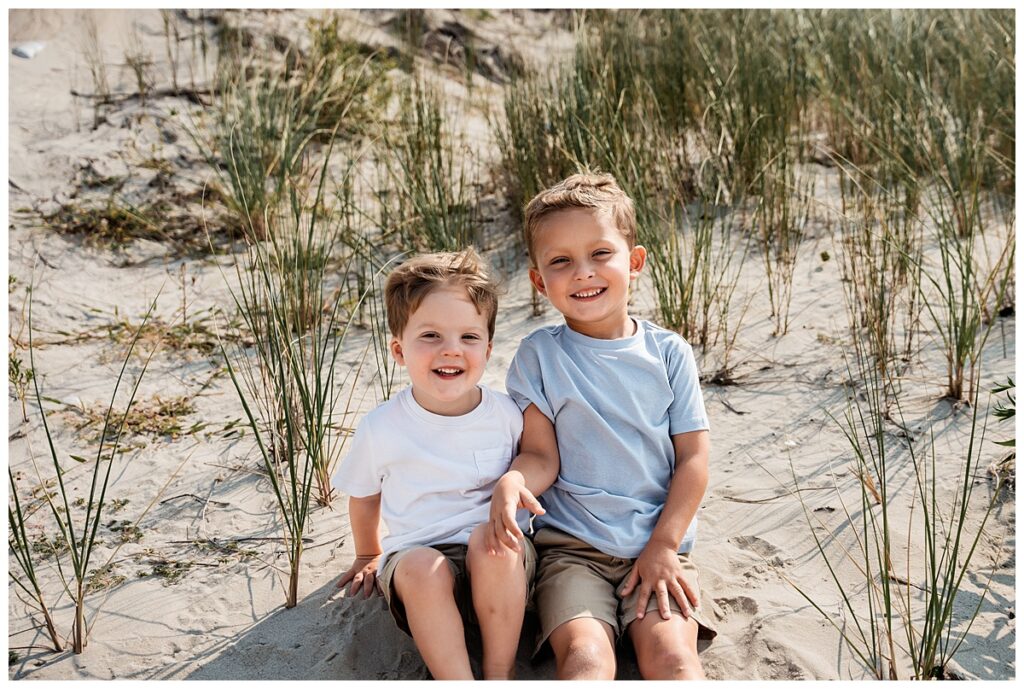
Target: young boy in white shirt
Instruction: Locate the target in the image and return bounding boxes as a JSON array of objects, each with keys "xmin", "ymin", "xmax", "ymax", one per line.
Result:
[
  {"xmin": 334, "ymin": 248, "xmax": 535, "ymax": 680},
  {"xmin": 485, "ymin": 173, "xmax": 716, "ymax": 679}
]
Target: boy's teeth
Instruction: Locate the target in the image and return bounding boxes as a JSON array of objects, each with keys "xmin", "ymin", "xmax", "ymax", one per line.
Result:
[
  {"xmin": 436, "ymin": 368, "xmax": 461, "ymax": 374},
  {"xmin": 574, "ymin": 288, "xmax": 603, "ymax": 298}
]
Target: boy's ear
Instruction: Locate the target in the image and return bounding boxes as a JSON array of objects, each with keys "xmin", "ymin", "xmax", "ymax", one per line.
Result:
[
  {"xmin": 485, "ymin": 339, "xmax": 493, "ymax": 360},
  {"xmin": 629, "ymin": 245, "xmax": 647, "ymax": 277},
  {"xmin": 389, "ymin": 337, "xmax": 405, "ymax": 365},
  {"xmin": 528, "ymin": 267, "xmax": 547, "ymax": 295}
]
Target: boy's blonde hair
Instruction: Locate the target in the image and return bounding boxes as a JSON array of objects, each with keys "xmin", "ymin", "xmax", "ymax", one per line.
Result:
[
  {"xmin": 384, "ymin": 247, "xmax": 499, "ymax": 339},
  {"xmin": 523, "ymin": 172, "xmax": 637, "ymax": 265}
]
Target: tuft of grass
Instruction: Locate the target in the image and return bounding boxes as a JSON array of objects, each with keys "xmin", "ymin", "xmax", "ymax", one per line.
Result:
[
  {"xmin": 71, "ymin": 395, "xmax": 196, "ymax": 444},
  {"xmin": 81, "ymin": 14, "xmax": 112, "ymax": 128},
  {"xmin": 788, "ymin": 348, "xmax": 1001, "ymax": 679},
  {"xmin": 144, "ymin": 560, "xmax": 194, "ymax": 585},
  {"xmin": 9, "ymin": 468, "xmax": 64, "ymax": 651},
  {"xmin": 19, "ymin": 293, "xmax": 160, "ymax": 653},
  {"xmin": 45, "ymin": 198, "xmax": 164, "ymax": 249},
  {"xmin": 9, "ymin": 350, "xmax": 35, "ymax": 423},
  {"xmin": 219, "ymin": 134, "xmax": 386, "ymax": 608},
  {"xmin": 381, "ymin": 76, "xmax": 478, "ymax": 252},
  {"xmin": 84, "ymin": 563, "xmax": 126, "ymax": 594},
  {"xmin": 123, "ymin": 24, "xmax": 153, "ymax": 106},
  {"xmin": 196, "ymin": 13, "xmax": 386, "ymax": 243}
]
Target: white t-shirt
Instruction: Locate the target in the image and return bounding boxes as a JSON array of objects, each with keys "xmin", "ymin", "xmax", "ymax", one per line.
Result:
[{"xmin": 332, "ymin": 385, "xmax": 525, "ymax": 573}]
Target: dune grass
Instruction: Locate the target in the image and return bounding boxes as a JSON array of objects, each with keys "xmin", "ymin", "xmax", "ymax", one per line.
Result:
[
  {"xmin": 789, "ymin": 348, "xmax": 1001, "ymax": 679},
  {"xmin": 218, "ymin": 137, "xmax": 390, "ymax": 607},
  {"xmin": 13, "ymin": 295, "xmax": 160, "ymax": 653},
  {"xmin": 198, "ymin": 14, "xmax": 384, "ymax": 242},
  {"xmin": 381, "ymin": 76, "xmax": 478, "ymax": 252}
]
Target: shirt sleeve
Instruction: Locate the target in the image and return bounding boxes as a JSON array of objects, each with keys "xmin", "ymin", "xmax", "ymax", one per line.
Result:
[
  {"xmin": 504, "ymin": 336, "xmax": 555, "ymax": 422},
  {"xmin": 665, "ymin": 337, "xmax": 711, "ymax": 435},
  {"xmin": 331, "ymin": 414, "xmax": 382, "ymax": 498}
]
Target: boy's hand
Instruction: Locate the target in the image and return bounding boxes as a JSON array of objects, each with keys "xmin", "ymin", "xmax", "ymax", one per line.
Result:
[
  {"xmin": 619, "ymin": 543, "xmax": 699, "ymax": 621},
  {"xmin": 336, "ymin": 555, "xmax": 381, "ymax": 599},
  {"xmin": 486, "ymin": 472, "xmax": 544, "ymax": 555}
]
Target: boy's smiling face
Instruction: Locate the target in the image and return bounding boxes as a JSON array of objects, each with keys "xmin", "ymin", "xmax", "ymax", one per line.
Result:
[
  {"xmin": 390, "ymin": 284, "xmax": 492, "ymax": 416},
  {"xmin": 529, "ymin": 208, "xmax": 646, "ymax": 340}
]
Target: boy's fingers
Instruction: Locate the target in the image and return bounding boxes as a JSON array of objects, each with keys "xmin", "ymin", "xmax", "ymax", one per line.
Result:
[
  {"xmin": 487, "ymin": 522, "xmax": 501, "ymax": 554},
  {"xmin": 679, "ymin": 576, "xmax": 699, "ymax": 608},
  {"xmin": 656, "ymin": 582, "xmax": 672, "ymax": 620},
  {"xmin": 619, "ymin": 566, "xmax": 639, "ymax": 597},
  {"xmin": 636, "ymin": 583, "xmax": 652, "ymax": 619},
  {"xmin": 362, "ymin": 573, "xmax": 375, "ymax": 598},
  {"xmin": 347, "ymin": 574, "xmax": 362, "ymax": 597},
  {"xmin": 501, "ymin": 511, "xmax": 524, "ymax": 543},
  {"xmin": 669, "ymin": 580, "xmax": 690, "ymax": 617},
  {"xmin": 519, "ymin": 488, "xmax": 545, "ymax": 515}
]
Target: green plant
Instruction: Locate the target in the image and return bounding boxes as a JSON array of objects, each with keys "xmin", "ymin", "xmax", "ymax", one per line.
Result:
[
  {"xmin": 834, "ymin": 159, "xmax": 924, "ymax": 393},
  {"xmin": 161, "ymin": 10, "xmax": 181, "ymax": 93},
  {"xmin": 751, "ymin": 153, "xmax": 812, "ymax": 337},
  {"xmin": 382, "ymin": 76, "xmax": 478, "ymax": 252},
  {"xmin": 8, "ymin": 468, "xmax": 63, "ymax": 651},
  {"xmin": 788, "ymin": 352, "xmax": 1000, "ymax": 679},
  {"xmin": 82, "ymin": 14, "xmax": 111, "ymax": 128},
  {"xmin": 991, "ymin": 377, "xmax": 1014, "ymax": 450},
  {"xmin": 197, "ymin": 14, "xmax": 384, "ymax": 242},
  {"xmin": 219, "ymin": 142, "xmax": 384, "ymax": 608},
  {"xmin": 23, "ymin": 294, "xmax": 159, "ymax": 653},
  {"xmin": 9, "ymin": 350, "xmax": 34, "ymax": 422},
  {"xmin": 123, "ymin": 24, "xmax": 153, "ymax": 105}
]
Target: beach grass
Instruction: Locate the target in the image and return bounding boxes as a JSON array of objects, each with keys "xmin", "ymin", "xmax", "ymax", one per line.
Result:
[
  {"xmin": 789, "ymin": 350, "xmax": 1002, "ymax": 679},
  {"xmin": 18, "ymin": 294, "xmax": 160, "ymax": 653}
]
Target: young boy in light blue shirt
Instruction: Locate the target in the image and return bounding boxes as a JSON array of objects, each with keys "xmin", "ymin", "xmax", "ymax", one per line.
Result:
[{"xmin": 484, "ymin": 173, "xmax": 716, "ymax": 679}]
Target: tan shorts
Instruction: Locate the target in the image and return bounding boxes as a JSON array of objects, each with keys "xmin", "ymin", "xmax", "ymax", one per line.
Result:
[
  {"xmin": 533, "ymin": 528, "xmax": 717, "ymax": 649},
  {"xmin": 378, "ymin": 539, "xmax": 537, "ymax": 636}
]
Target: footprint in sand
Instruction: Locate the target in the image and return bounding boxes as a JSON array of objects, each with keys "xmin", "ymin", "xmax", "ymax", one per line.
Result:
[
  {"xmin": 714, "ymin": 595, "xmax": 759, "ymax": 618},
  {"xmin": 730, "ymin": 535, "xmax": 789, "ymax": 573}
]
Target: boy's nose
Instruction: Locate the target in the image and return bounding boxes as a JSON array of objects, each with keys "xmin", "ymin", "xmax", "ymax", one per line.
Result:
[{"xmin": 574, "ymin": 263, "xmax": 596, "ymax": 279}]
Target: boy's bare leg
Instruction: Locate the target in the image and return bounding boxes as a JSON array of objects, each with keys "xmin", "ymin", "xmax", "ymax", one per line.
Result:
[
  {"xmin": 547, "ymin": 618, "xmax": 617, "ymax": 680},
  {"xmin": 467, "ymin": 524, "xmax": 527, "ymax": 679},
  {"xmin": 392, "ymin": 548, "xmax": 473, "ymax": 680},
  {"xmin": 629, "ymin": 612, "xmax": 704, "ymax": 679}
]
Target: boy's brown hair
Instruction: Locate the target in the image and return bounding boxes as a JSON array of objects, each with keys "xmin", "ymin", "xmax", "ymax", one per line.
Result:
[
  {"xmin": 523, "ymin": 172, "xmax": 637, "ymax": 265},
  {"xmin": 384, "ymin": 247, "xmax": 499, "ymax": 339}
]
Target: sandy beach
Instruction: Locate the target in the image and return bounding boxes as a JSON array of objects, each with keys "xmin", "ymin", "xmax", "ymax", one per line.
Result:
[{"xmin": 7, "ymin": 9, "xmax": 1015, "ymax": 680}]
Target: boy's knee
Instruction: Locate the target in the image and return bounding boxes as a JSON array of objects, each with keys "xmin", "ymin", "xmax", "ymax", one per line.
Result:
[
  {"xmin": 551, "ymin": 631, "xmax": 616, "ymax": 680},
  {"xmin": 636, "ymin": 640, "xmax": 702, "ymax": 680},
  {"xmin": 393, "ymin": 548, "xmax": 454, "ymax": 594}
]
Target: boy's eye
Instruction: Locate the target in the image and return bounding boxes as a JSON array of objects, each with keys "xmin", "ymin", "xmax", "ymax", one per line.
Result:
[
  {"xmin": 550, "ymin": 257, "xmax": 569, "ymax": 266},
  {"xmin": 593, "ymin": 249, "xmax": 612, "ymax": 258},
  {"xmin": 462, "ymin": 334, "xmax": 481, "ymax": 341},
  {"xmin": 421, "ymin": 332, "xmax": 439, "ymax": 339}
]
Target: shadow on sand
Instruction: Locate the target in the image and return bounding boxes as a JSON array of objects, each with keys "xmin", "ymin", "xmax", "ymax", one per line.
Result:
[{"xmin": 182, "ymin": 577, "xmax": 712, "ymax": 679}]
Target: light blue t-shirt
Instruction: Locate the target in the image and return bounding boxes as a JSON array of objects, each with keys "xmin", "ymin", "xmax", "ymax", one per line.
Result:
[{"xmin": 505, "ymin": 319, "xmax": 710, "ymax": 558}]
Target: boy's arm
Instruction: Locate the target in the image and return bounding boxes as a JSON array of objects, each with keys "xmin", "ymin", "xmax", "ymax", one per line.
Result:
[
  {"xmin": 336, "ymin": 494, "xmax": 383, "ymax": 598},
  {"xmin": 619, "ymin": 429, "xmax": 710, "ymax": 620},
  {"xmin": 485, "ymin": 403, "xmax": 560, "ymax": 554}
]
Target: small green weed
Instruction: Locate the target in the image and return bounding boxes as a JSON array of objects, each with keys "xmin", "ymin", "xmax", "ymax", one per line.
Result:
[
  {"xmin": 72, "ymin": 395, "xmax": 196, "ymax": 443},
  {"xmin": 145, "ymin": 560, "xmax": 194, "ymax": 585},
  {"xmin": 85, "ymin": 563, "xmax": 126, "ymax": 593},
  {"xmin": 107, "ymin": 520, "xmax": 144, "ymax": 544}
]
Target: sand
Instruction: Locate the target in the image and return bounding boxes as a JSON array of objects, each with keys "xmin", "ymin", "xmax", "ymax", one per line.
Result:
[{"xmin": 7, "ymin": 9, "xmax": 1015, "ymax": 681}]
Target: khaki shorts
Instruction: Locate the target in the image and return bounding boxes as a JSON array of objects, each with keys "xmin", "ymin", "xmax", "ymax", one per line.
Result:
[
  {"xmin": 378, "ymin": 539, "xmax": 537, "ymax": 636},
  {"xmin": 533, "ymin": 528, "xmax": 717, "ymax": 650}
]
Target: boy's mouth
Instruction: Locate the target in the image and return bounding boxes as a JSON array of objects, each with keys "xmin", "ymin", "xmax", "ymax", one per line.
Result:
[
  {"xmin": 571, "ymin": 287, "xmax": 606, "ymax": 300},
  {"xmin": 433, "ymin": 367, "xmax": 464, "ymax": 379}
]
